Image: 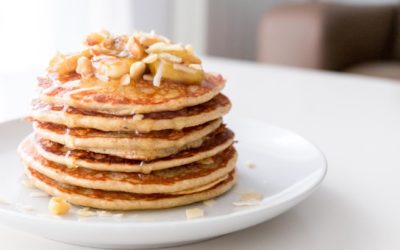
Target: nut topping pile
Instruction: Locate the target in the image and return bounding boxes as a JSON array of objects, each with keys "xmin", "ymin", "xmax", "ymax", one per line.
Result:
[{"xmin": 47, "ymin": 30, "xmax": 204, "ymax": 86}]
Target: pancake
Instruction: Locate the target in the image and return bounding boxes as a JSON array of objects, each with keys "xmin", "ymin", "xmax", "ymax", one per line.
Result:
[
  {"xmin": 25, "ymin": 166, "xmax": 236, "ymax": 210},
  {"xmin": 33, "ymin": 119, "xmax": 222, "ymax": 160},
  {"xmin": 31, "ymin": 94, "xmax": 231, "ymax": 132},
  {"xmin": 19, "ymin": 136, "xmax": 237, "ymax": 194},
  {"xmin": 33, "ymin": 126, "xmax": 234, "ymax": 173},
  {"xmin": 39, "ymin": 73, "xmax": 225, "ymax": 115}
]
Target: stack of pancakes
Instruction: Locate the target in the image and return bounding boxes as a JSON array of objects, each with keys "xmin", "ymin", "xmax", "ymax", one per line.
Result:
[{"xmin": 18, "ymin": 32, "xmax": 237, "ymax": 210}]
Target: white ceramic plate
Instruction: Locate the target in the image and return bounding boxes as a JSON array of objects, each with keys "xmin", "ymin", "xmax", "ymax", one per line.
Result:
[{"xmin": 0, "ymin": 117, "xmax": 327, "ymax": 249}]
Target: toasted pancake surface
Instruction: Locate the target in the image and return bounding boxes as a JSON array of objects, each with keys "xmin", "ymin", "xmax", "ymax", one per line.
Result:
[
  {"xmin": 33, "ymin": 125, "xmax": 234, "ymax": 173},
  {"xmin": 19, "ymin": 136, "xmax": 237, "ymax": 194},
  {"xmin": 39, "ymin": 73, "xmax": 225, "ymax": 115},
  {"xmin": 31, "ymin": 94, "xmax": 231, "ymax": 132},
  {"xmin": 33, "ymin": 119, "xmax": 222, "ymax": 160},
  {"xmin": 25, "ymin": 166, "xmax": 236, "ymax": 210}
]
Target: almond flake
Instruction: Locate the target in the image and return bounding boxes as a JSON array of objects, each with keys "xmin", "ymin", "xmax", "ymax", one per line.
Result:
[
  {"xmin": 159, "ymin": 53, "xmax": 182, "ymax": 63},
  {"xmin": 189, "ymin": 64, "xmax": 202, "ymax": 70},
  {"xmin": 186, "ymin": 208, "xmax": 204, "ymax": 219},
  {"xmin": 142, "ymin": 54, "xmax": 158, "ymax": 64},
  {"xmin": 173, "ymin": 64, "xmax": 196, "ymax": 74}
]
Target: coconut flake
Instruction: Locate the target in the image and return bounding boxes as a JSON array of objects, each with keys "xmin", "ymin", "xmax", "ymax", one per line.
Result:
[{"xmin": 153, "ymin": 61, "xmax": 164, "ymax": 87}]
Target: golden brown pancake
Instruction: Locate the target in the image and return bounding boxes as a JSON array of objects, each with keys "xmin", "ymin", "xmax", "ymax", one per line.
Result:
[
  {"xmin": 31, "ymin": 94, "xmax": 231, "ymax": 132},
  {"xmin": 19, "ymin": 136, "xmax": 237, "ymax": 194},
  {"xmin": 33, "ymin": 125, "xmax": 234, "ymax": 173},
  {"xmin": 25, "ymin": 165, "xmax": 236, "ymax": 210},
  {"xmin": 33, "ymin": 119, "xmax": 222, "ymax": 160},
  {"xmin": 39, "ymin": 73, "xmax": 225, "ymax": 115}
]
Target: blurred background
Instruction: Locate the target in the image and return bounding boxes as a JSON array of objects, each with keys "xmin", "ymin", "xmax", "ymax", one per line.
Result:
[{"xmin": 0, "ymin": 0, "xmax": 399, "ymax": 80}]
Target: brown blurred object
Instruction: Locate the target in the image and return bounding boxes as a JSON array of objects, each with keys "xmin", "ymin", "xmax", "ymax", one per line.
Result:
[{"xmin": 257, "ymin": 3, "xmax": 400, "ymax": 80}]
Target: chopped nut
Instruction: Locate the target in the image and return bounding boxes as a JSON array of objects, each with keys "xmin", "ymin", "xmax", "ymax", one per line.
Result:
[
  {"xmin": 85, "ymin": 32, "xmax": 105, "ymax": 46},
  {"xmin": 185, "ymin": 208, "xmax": 204, "ymax": 219},
  {"xmin": 48, "ymin": 52, "xmax": 80, "ymax": 75},
  {"xmin": 129, "ymin": 61, "xmax": 146, "ymax": 82},
  {"xmin": 97, "ymin": 210, "xmax": 113, "ymax": 217},
  {"xmin": 233, "ymin": 192, "xmax": 264, "ymax": 206},
  {"xmin": 132, "ymin": 114, "xmax": 144, "ymax": 121},
  {"xmin": 127, "ymin": 36, "xmax": 145, "ymax": 59},
  {"xmin": 120, "ymin": 74, "xmax": 131, "ymax": 85},
  {"xmin": 21, "ymin": 179, "xmax": 35, "ymax": 189},
  {"xmin": 245, "ymin": 161, "xmax": 256, "ymax": 169},
  {"xmin": 112, "ymin": 213, "xmax": 124, "ymax": 219},
  {"xmin": 95, "ymin": 72, "xmax": 109, "ymax": 82},
  {"xmin": 29, "ymin": 191, "xmax": 49, "ymax": 198},
  {"xmin": 143, "ymin": 74, "xmax": 153, "ymax": 81},
  {"xmin": 203, "ymin": 199, "xmax": 216, "ymax": 207},
  {"xmin": 76, "ymin": 56, "xmax": 93, "ymax": 78},
  {"xmin": 0, "ymin": 197, "xmax": 11, "ymax": 205},
  {"xmin": 76, "ymin": 207, "xmax": 96, "ymax": 217},
  {"xmin": 16, "ymin": 203, "xmax": 35, "ymax": 212},
  {"xmin": 48, "ymin": 197, "xmax": 71, "ymax": 216},
  {"xmin": 199, "ymin": 158, "xmax": 214, "ymax": 165}
]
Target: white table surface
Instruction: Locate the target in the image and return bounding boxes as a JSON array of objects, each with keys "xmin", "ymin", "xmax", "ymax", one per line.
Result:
[{"xmin": 1, "ymin": 57, "xmax": 399, "ymax": 250}]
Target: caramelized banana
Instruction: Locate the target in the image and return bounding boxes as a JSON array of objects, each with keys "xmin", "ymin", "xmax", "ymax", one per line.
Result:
[{"xmin": 146, "ymin": 43, "xmax": 201, "ymax": 64}]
